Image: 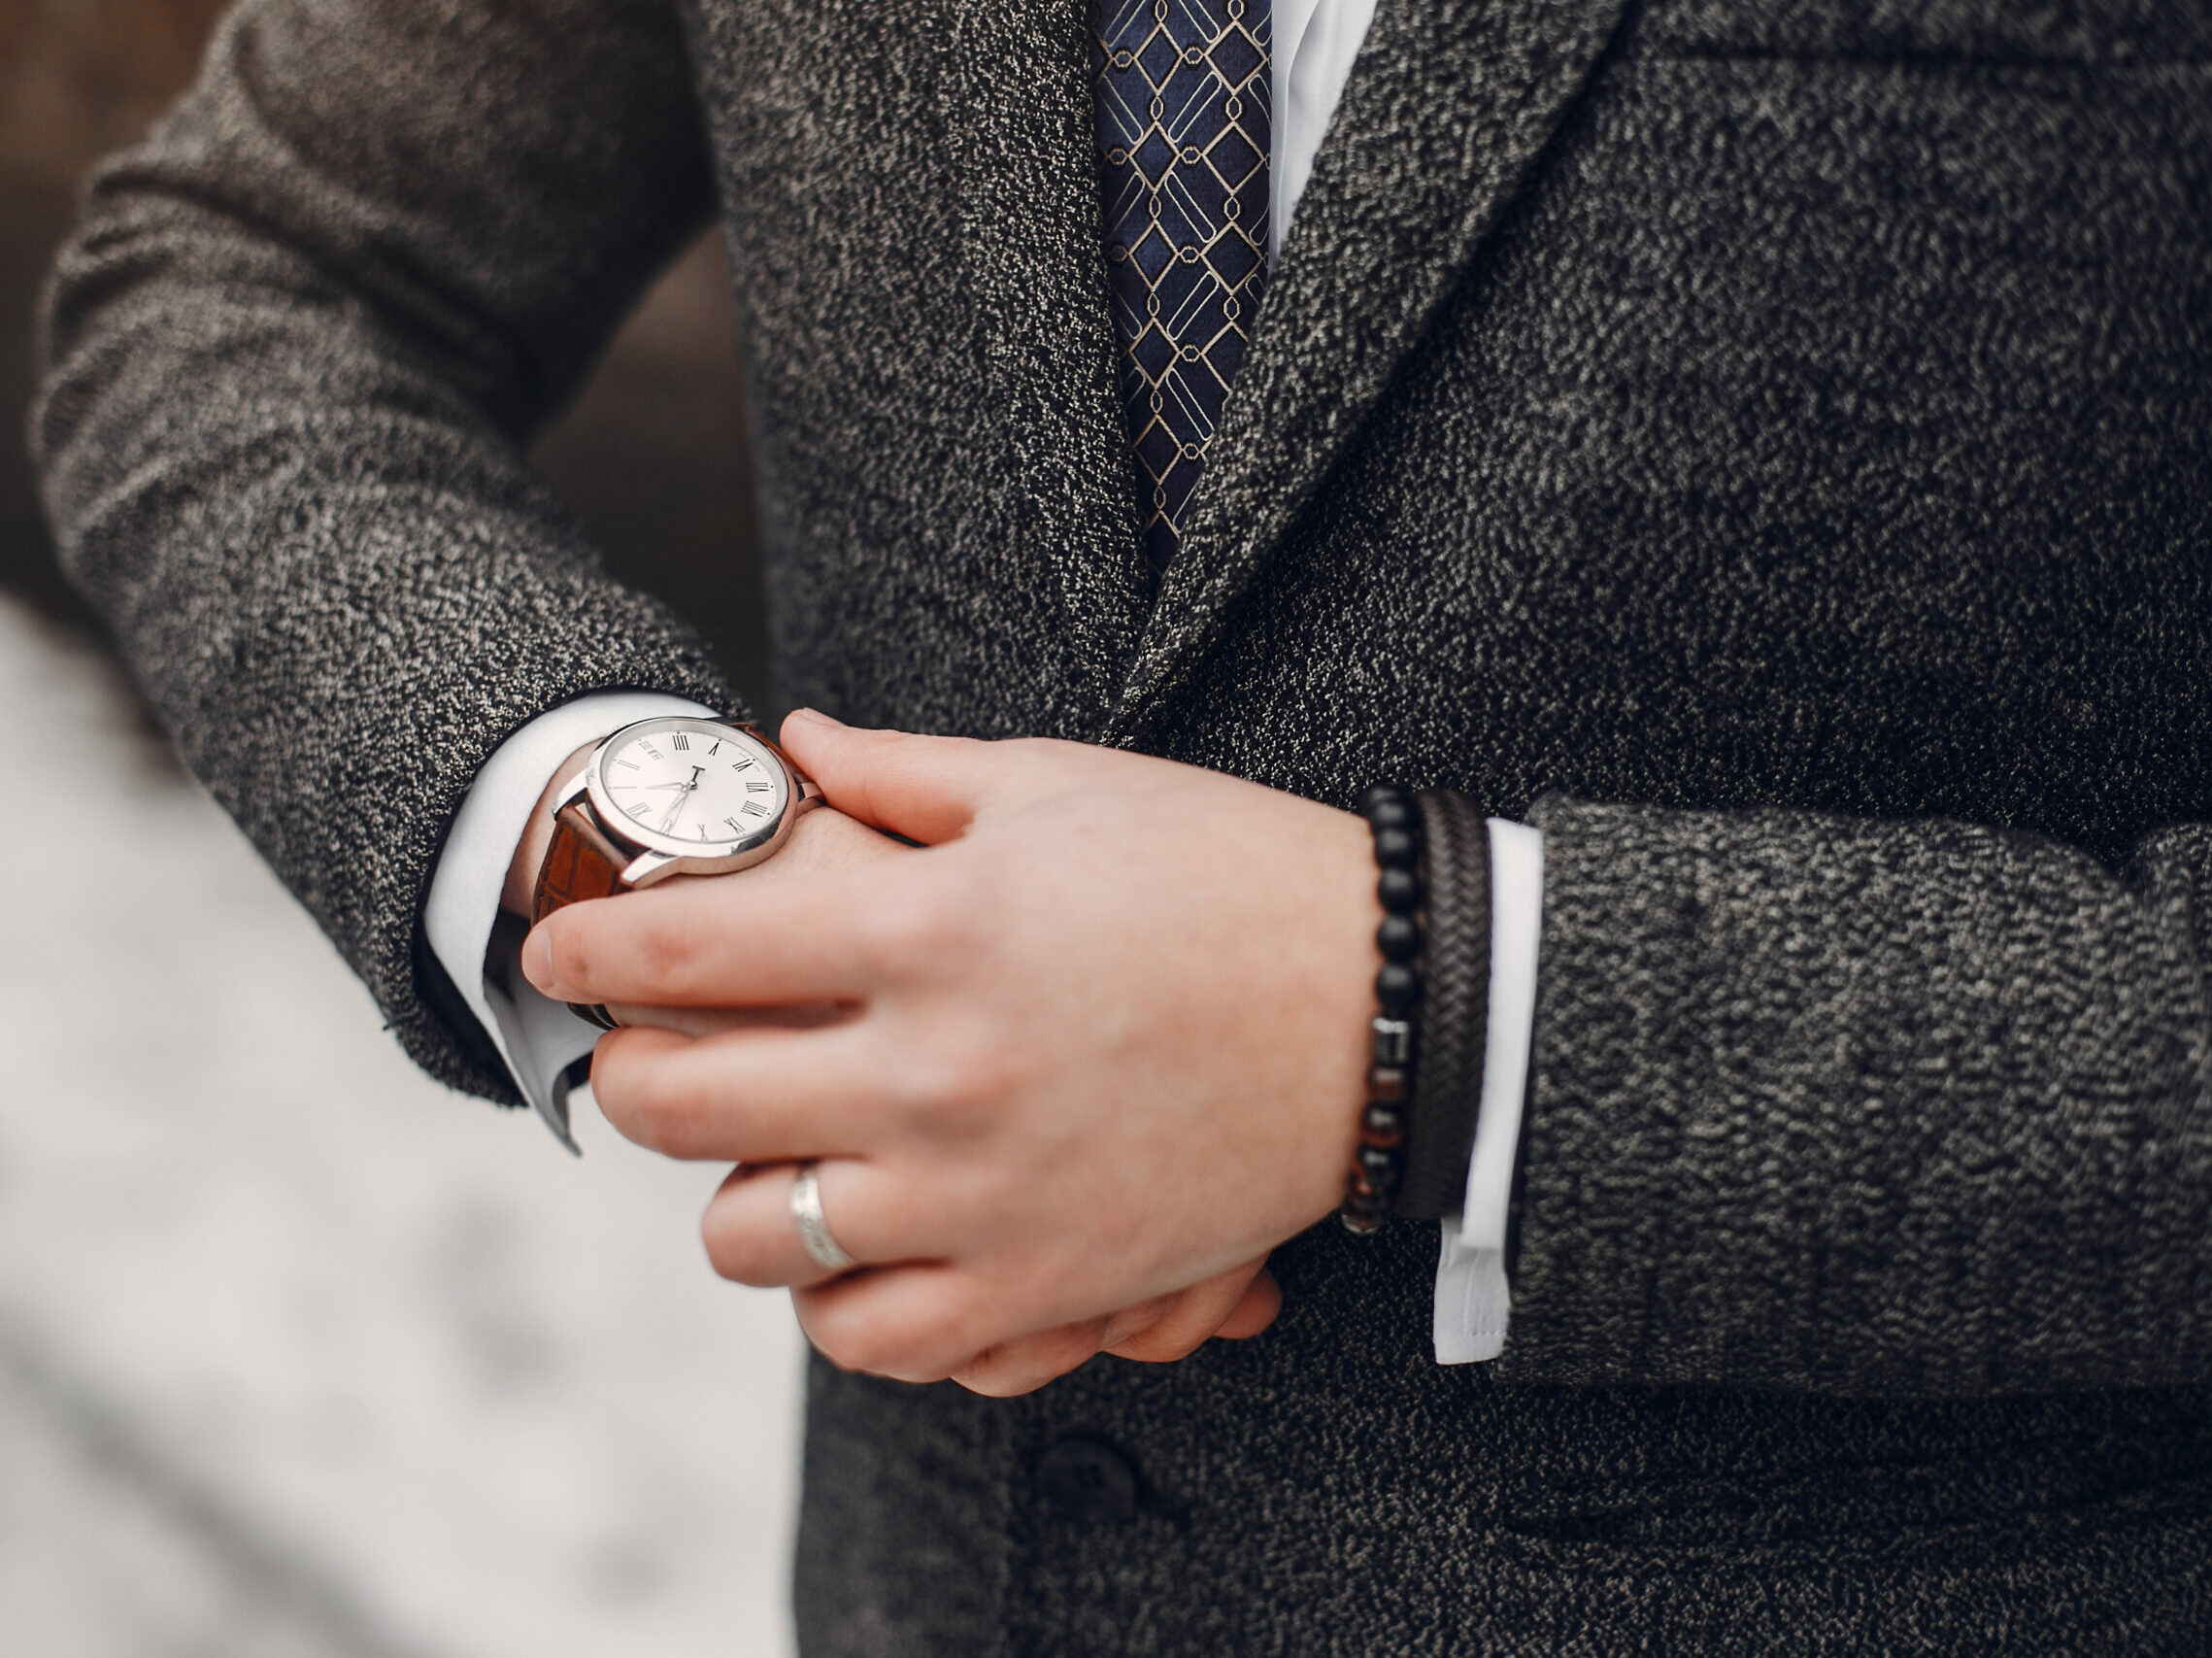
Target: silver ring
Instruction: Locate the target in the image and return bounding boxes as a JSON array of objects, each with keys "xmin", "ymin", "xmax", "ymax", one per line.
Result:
[{"xmin": 788, "ymin": 1163, "xmax": 856, "ymax": 1272}]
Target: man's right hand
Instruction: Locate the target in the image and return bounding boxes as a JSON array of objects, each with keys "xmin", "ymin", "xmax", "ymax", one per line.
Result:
[
  {"xmin": 504, "ymin": 734, "xmax": 1281, "ymax": 1393},
  {"xmin": 499, "ymin": 735, "xmax": 911, "ymax": 1032}
]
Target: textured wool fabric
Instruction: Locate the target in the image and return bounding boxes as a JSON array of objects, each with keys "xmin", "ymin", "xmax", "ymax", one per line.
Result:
[{"xmin": 32, "ymin": 0, "xmax": 2212, "ymax": 1651}]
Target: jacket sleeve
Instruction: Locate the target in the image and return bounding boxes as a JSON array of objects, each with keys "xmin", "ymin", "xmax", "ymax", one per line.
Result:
[
  {"xmin": 1485, "ymin": 795, "xmax": 2212, "ymax": 1398},
  {"xmin": 30, "ymin": 0, "xmax": 741, "ymax": 1103}
]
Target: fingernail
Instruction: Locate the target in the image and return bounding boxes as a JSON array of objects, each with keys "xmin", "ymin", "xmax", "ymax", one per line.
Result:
[
  {"xmin": 787, "ymin": 706, "xmax": 846, "ymax": 727},
  {"xmin": 521, "ymin": 928, "xmax": 553, "ymax": 991}
]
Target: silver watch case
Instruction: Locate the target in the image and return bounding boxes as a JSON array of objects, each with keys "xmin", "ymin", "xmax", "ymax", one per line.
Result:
[{"xmin": 552, "ymin": 716, "xmax": 823, "ymax": 891}]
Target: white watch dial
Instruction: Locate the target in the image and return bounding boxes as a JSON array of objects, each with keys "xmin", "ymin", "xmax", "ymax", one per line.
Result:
[{"xmin": 591, "ymin": 720, "xmax": 788, "ymax": 852}]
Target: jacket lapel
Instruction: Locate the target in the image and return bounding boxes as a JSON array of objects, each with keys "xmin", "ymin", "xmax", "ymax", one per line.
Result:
[
  {"xmin": 945, "ymin": 0, "xmax": 1155, "ymax": 733},
  {"xmin": 1105, "ymin": 0, "xmax": 1636, "ymax": 742}
]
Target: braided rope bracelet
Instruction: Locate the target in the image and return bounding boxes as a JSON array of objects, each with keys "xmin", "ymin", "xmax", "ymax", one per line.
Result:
[{"xmin": 1339, "ymin": 783, "xmax": 1424, "ymax": 1234}]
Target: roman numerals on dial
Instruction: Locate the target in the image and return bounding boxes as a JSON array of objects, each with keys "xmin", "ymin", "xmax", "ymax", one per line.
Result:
[{"xmin": 601, "ymin": 723, "xmax": 781, "ymax": 852}]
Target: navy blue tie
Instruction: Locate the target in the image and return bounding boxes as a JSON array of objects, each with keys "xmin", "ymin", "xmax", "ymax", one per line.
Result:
[{"xmin": 1091, "ymin": 0, "xmax": 1271, "ymax": 570}]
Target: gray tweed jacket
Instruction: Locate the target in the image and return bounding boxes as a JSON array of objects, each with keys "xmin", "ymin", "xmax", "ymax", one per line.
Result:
[{"xmin": 33, "ymin": 0, "xmax": 2212, "ymax": 1650}]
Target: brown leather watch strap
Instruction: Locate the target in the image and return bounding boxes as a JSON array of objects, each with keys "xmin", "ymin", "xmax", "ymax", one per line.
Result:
[
  {"xmin": 530, "ymin": 799, "xmax": 631, "ymax": 1031},
  {"xmin": 532, "ymin": 800, "xmax": 630, "ymax": 918}
]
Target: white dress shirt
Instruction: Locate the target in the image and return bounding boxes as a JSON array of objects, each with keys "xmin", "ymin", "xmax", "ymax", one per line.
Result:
[{"xmin": 424, "ymin": 0, "xmax": 1542, "ymax": 1363}]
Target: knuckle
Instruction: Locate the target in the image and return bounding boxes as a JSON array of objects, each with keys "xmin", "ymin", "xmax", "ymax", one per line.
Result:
[
  {"xmin": 812, "ymin": 1318, "xmax": 897, "ymax": 1376},
  {"xmin": 868, "ymin": 864, "xmax": 1000, "ymax": 973},
  {"xmin": 859, "ymin": 886, "xmax": 956, "ymax": 973},
  {"xmin": 1149, "ymin": 1328, "xmax": 1209, "ymax": 1362},
  {"xmin": 587, "ymin": 1042, "xmax": 642, "ymax": 1121},
  {"xmin": 596, "ymin": 1053, "xmax": 695, "ymax": 1156},
  {"xmin": 885, "ymin": 1025, "xmax": 1016, "ymax": 1138},
  {"xmin": 640, "ymin": 1095, "xmax": 706, "ymax": 1160},
  {"xmin": 803, "ymin": 1294, "xmax": 981, "ymax": 1382},
  {"xmin": 951, "ymin": 1346, "xmax": 1052, "ymax": 1399},
  {"xmin": 701, "ymin": 1215, "xmax": 779, "ymax": 1287},
  {"xmin": 632, "ymin": 907, "xmax": 703, "ymax": 995},
  {"xmin": 547, "ymin": 917, "xmax": 595, "ymax": 990}
]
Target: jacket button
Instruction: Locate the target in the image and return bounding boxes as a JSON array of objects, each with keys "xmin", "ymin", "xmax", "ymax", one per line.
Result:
[{"xmin": 1035, "ymin": 1438, "xmax": 1137, "ymax": 1524}]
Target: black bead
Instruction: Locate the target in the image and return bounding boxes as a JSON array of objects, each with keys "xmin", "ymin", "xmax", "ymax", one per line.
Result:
[
  {"xmin": 1376, "ymin": 913, "xmax": 1420, "ymax": 962},
  {"xmin": 1377, "ymin": 866, "xmax": 1420, "ymax": 914},
  {"xmin": 1372, "ymin": 825, "xmax": 1419, "ymax": 869},
  {"xmin": 1344, "ymin": 788, "xmax": 1423, "ymax": 1237},
  {"xmin": 1375, "ymin": 962, "xmax": 1423, "ymax": 1012},
  {"xmin": 1363, "ymin": 794, "xmax": 1413, "ymax": 832}
]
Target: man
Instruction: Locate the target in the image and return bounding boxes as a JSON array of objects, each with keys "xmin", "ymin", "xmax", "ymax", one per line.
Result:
[{"xmin": 33, "ymin": 0, "xmax": 2212, "ymax": 1651}]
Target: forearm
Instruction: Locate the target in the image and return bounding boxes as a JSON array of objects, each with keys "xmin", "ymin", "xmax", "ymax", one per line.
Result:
[{"xmin": 31, "ymin": 0, "xmax": 734, "ymax": 1095}]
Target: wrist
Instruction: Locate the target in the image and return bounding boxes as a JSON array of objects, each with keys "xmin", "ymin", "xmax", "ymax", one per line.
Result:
[{"xmin": 500, "ymin": 740, "xmax": 599, "ymax": 916}]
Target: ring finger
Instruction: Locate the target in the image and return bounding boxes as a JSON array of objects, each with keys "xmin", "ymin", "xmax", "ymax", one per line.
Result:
[{"xmin": 701, "ymin": 1158, "xmax": 954, "ymax": 1289}]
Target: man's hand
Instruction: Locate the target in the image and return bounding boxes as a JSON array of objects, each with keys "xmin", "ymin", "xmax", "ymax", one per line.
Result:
[
  {"xmin": 520, "ymin": 712, "xmax": 1377, "ymax": 1393},
  {"xmin": 501, "ymin": 727, "xmax": 1289, "ymax": 1388}
]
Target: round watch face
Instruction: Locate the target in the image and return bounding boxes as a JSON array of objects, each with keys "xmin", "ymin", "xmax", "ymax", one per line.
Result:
[{"xmin": 585, "ymin": 717, "xmax": 790, "ymax": 859}]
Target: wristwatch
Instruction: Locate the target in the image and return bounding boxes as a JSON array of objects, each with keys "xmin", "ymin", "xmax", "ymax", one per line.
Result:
[{"xmin": 530, "ymin": 714, "xmax": 823, "ymax": 1028}]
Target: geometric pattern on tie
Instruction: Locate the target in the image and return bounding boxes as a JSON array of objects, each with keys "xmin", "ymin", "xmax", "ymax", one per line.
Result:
[{"xmin": 1090, "ymin": 0, "xmax": 1270, "ymax": 570}]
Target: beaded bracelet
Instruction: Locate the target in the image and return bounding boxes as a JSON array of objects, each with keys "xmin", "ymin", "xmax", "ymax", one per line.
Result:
[{"xmin": 1340, "ymin": 783, "xmax": 1424, "ymax": 1234}]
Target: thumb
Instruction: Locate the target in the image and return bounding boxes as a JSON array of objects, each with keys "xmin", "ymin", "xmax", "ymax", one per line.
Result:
[{"xmin": 777, "ymin": 709, "xmax": 1002, "ymax": 845}]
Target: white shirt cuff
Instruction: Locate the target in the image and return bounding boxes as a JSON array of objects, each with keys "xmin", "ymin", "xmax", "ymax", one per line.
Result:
[
  {"xmin": 1433, "ymin": 818, "xmax": 1544, "ymax": 1364},
  {"xmin": 422, "ymin": 692, "xmax": 719, "ymax": 1149}
]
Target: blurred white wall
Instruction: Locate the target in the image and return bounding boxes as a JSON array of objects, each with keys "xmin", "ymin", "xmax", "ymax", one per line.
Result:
[{"xmin": 0, "ymin": 594, "xmax": 805, "ymax": 1658}]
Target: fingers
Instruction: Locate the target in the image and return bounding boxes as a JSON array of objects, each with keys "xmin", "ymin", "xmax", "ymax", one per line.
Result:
[
  {"xmin": 937, "ymin": 1281, "xmax": 1213, "ymax": 1397},
  {"xmin": 777, "ymin": 711, "xmax": 1021, "ymax": 846},
  {"xmin": 749, "ymin": 803, "xmax": 913, "ymax": 881},
  {"xmin": 786, "ymin": 1261, "xmax": 1284, "ymax": 1395},
  {"xmin": 606, "ymin": 999, "xmax": 846, "ymax": 1038},
  {"xmin": 590, "ymin": 1023, "xmax": 883, "ymax": 1162},
  {"xmin": 1213, "ymin": 1266, "xmax": 1283, "ymax": 1340},
  {"xmin": 1105, "ymin": 1261, "xmax": 1279, "ymax": 1362},
  {"xmin": 946, "ymin": 1318, "xmax": 1118, "ymax": 1398},
  {"xmin": 523, "ymin": 855, "xmax": 906, "ymax": 1008},
  {"xmin": 791, "ymin": 1264, "xmax": 998, "ymax": 1385},
  {"xmin": 700, "ymin": 1160, "xmax": 954, "ymax": 1288}
]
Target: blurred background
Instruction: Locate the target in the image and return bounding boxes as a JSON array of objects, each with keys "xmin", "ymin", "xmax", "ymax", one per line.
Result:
[{"xmin": 3, "ymin": 4, "xmax": 803, "ymax": 1654}]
